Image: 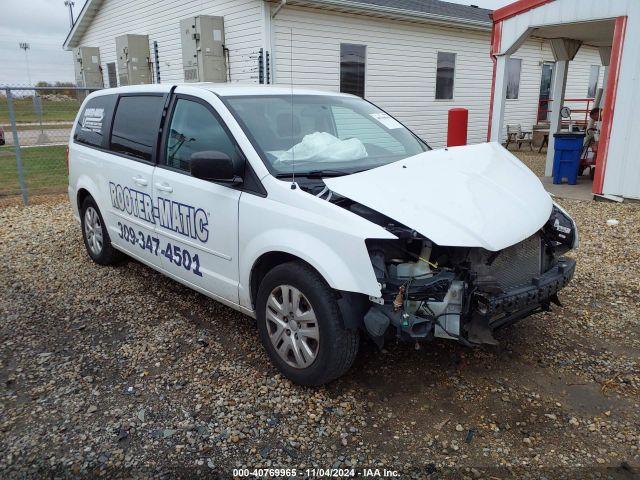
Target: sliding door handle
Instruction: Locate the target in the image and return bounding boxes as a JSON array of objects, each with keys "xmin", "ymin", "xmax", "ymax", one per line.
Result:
[
  {"xmin": 132, "ymin": 175, "xmax": 148, "ymax": 186},
  {"xmin": 155, "ymin": 182, "xmax": 173, "ymax": 193}
]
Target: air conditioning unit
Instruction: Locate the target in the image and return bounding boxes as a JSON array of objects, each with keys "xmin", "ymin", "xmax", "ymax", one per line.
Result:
[
  {"xmin": 180, "ymin": 15, "xmax": 227, "ymax": 83},
  {"xmin": 73, "ymin": 47, "xmax": 104, "ymax": 89},
  {"xmin": 115, "ymin": 34, "xmax": 152, "ymax": 85}
]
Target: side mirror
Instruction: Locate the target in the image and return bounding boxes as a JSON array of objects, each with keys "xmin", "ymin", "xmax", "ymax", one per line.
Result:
[{"xmin": 190, "ymin": 151, "xmax": 243, "ymax": 185}]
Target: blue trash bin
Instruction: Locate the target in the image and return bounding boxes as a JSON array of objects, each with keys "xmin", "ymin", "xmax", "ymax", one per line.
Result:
[{"xmin": 552, "ymin": 133, "xmax": 585, "ymax": 185}]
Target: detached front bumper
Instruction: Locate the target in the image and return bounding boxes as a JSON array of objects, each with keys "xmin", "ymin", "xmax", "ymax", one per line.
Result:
[{"xmin": 474, "ymin": 257, "xmax": 576, "ymax": 329}]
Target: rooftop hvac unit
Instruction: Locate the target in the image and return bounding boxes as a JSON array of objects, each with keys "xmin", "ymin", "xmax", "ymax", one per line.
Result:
[
  {"xmin": 115, "ymin": 34, "xmax": 152, "ymax": 85},
  {"xmin": 73, "ymin": 47, "xmax": 104, "ymax": 89},
  {"xmin": 180, "ymin": 15, "xmax": 227, "ymax": 83}
]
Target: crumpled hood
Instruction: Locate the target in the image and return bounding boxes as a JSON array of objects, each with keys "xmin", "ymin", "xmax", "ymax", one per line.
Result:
[{"xmin": 324, "ymin": 142, "xmax": 553, "ymax": 252}]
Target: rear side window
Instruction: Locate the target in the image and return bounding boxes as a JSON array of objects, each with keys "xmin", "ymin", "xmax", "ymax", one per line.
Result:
[
  {"xmin": 74, "ymin": 94, "xmax": 117, "ymax": 148},
  {"xmin": 110, "ymin": 95, "xmax": 164, "ymax": 161}
]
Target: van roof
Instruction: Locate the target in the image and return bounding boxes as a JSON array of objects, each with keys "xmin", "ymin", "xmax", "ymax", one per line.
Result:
[{"xmin": 91, "ymin": 83, "xmax": 354, "ymax": 98}]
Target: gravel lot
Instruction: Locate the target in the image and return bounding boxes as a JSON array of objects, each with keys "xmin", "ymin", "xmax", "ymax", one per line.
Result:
[{"xmin": 1, "ymin": 194, "xmax": 639, "ymax": 478}]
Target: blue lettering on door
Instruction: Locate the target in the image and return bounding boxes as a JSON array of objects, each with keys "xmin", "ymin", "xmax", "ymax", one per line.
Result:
[{"xmin": 109, "ymin": 181, "xmax": 209, "ymax": 243}]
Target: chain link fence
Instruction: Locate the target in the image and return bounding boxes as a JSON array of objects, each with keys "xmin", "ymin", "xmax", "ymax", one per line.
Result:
[{"xmin": 1, "ymin": 86, "xmax": 100, "ymax": 205}]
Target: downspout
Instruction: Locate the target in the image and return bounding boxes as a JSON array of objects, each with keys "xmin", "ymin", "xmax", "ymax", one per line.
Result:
[
  {"xmin": 266, "ymin": 0, "xmax": 286, "ymax": 84},
  {"xmin": 487, "ymin": 16, "xmax": 501, "ymax": 141}
]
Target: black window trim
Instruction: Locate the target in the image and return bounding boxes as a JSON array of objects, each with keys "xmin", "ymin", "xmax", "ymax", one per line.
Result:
[
  {"xmin": 158, "ymin": 93, "xmax": 266, "ymax": 197},
  {"xmin": 106, "ymin": 92, "xmax": 167, "ymax": 166}
]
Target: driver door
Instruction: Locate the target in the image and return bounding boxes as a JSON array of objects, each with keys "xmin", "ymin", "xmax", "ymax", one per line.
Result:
[{"xmin": 152, "ymin": 94, "xmax": 241, "ymax": 303}]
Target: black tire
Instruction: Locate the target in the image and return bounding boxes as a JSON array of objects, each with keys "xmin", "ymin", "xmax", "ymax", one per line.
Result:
[
  {"xmin": 256, "ymin": 261, "xmax": 359, "ymax": 386},
  {"xmin": 80, "ymin": 195, "xmax": 122, "ymax": 265}
]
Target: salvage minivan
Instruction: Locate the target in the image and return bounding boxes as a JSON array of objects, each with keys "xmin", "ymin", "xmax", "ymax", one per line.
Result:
[{"xmin": 68, "ymin": 84, "xmax": 578, "ymax": 385}]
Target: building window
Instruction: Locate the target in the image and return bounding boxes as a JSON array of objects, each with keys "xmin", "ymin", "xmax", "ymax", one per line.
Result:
[
  {"xmin": 340, "ymin": 44, "xmax": 366, "ymax": 98},
  {"xmin": 506, "ymin": 57, "xmax": 522, "ymax": 100},
  {"xmin": 587, "ymin": 65, "xmax": 600, "ymax": 98},
  {"xmin": 435, "ymin": 52, "xmax": 456, "ymax": 100}
]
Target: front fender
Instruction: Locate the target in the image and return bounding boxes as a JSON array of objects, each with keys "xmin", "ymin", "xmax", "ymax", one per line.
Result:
[{"xmin": 239, "ymin": 228, "xmax": 381, "ymax": 309}]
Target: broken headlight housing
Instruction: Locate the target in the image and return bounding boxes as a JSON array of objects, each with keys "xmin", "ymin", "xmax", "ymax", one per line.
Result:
[{"xmin": 544, "ymin": 203, "xmax": 579, "ymax": 254}]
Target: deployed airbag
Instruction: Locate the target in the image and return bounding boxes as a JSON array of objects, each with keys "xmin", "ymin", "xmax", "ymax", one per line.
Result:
[{"xmin": 271, "ymin": 132, "xmax": 367, "ymax": 165}]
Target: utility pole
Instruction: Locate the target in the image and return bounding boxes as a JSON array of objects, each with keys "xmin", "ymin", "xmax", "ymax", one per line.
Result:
[
  {"xmin": 64, "ymin": 1, "xmax": 75, "ymax": 29},
  {"xmin": 19, "ymin": 42, "xmax": 32, "ymax": 85}
]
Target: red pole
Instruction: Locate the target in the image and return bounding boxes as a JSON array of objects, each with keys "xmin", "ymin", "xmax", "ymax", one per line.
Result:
[{"xmin": 447, "ymin": 108, "xmax": 468, "ymax": 147}]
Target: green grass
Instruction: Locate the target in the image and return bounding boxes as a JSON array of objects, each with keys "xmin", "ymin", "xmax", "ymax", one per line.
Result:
[
  {"xmin": 0, "ymin": 98, "xmax": 80, "ymax": 124},
  {"xmin": 0, "ymin": 145, "xmax": 67, "ymax": 196}
]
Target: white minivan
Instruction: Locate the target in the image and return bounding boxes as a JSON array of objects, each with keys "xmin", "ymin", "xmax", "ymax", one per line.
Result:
[{"xmin": 68, "ymin": 84, "xmax": 577, "ymax": 385}]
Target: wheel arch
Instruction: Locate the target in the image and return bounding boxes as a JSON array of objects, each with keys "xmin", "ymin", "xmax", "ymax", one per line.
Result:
[
  {"xmin": 74, "ymin": 174, "xmax": 102, "ymax": 213},
  {"xmin": 77, "ymin": 187, "xmax": 92, "ymax": 211},
  {"xmin": 249, "ymin": 251, "xmax": 319, "ymax": 310},
  {"xmin": 240, "ymin": 230, "xmax": 381, "ymax": 313},
  {"xmin": 248, "ymin": 250, "xmax": 370, "ymax": 331}
]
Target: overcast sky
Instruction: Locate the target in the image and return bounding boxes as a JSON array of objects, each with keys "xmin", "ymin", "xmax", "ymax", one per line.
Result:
[{"xmin": 0, "ymin": 0, "xmax": 511, "ymax": 86}]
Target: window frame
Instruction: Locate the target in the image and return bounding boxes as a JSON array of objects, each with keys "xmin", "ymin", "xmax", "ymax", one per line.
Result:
[
  {"xmin": 587, "ymin": 64, "xmax": 600, "ymax": 98},
  {"xmin": 107, "ymin": 92, "xmax": 166, "ymax": 165},
  {"xmin": 435, "ymin": 51, "xmax": 456, "ymax": 101},
  {"xmin": 506, "ymin": 57, "xmax": 522, "ymax": 100},
  {"xmin": 157, "ymin": 93, "xmax": 252, "ymax": 184},
  {"xmin": 340, "ymin": 43, "xmax": 367, "ymax": 98}
]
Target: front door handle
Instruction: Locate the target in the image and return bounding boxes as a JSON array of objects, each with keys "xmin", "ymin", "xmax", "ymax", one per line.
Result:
[
  {"xmin": 155, "ymin": 182, "xmax": 173, "ymax": 193},
  {"xmin": 132, "ymin": 175, "xmax": 148, "ymax": 186}
]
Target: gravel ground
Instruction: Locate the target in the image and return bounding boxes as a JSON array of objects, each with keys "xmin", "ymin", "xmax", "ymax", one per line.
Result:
[{"xmin": 1, "ymin": 195, "xmax": 639, "ymax": 479}]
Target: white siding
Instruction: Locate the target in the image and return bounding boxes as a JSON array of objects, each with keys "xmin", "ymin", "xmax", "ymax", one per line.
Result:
[
  {"xmin": 273, "ymin": 6, "xmax": 494, "ymax": 147},
  {"xmin": 273, "ymin": 6, "xmax": 606, "ymax": 147},
  {"xmin": 77, "ymin": 0, "xmax": 265, "ymax": 85},
  {"xmin": 605, "ymin": 5, "xmax": 640, "ymax": 199}
]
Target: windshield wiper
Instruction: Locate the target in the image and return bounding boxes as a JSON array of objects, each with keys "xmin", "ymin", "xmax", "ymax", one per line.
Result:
[{"xmin": 275, "ymin": 169, "xmax": 362, "ymax": 179}]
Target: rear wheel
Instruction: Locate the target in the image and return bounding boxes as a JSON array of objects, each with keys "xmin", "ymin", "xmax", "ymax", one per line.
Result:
[
  {"xmin": 256, "ymin": 261, "xmax": 359, "ymax": 386},
  {"xmin": 80, "ymin": 196, "xmax": 122, "ymax": 265}
]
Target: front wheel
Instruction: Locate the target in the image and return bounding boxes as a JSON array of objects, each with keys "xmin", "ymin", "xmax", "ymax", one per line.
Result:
[{"xmin": 256, "ymin": 261, "xmax": 359, "ymax": 386}]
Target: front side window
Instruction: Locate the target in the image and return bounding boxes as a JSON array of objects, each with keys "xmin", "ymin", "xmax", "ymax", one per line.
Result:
[
  {"xmin": 340, "ymin": 44, "xmax": 366, "ymax": 98},
  {"xmin": 224, "ymin": 94, "xmax": 427, "ymax": 176},
  {"xmin": 110, "ymin": 95, "xmax": 164, "ymax": 161},
  {"xmin": 506, "ymin": 58, "xmax": 522, "ymax": 100},
  {"xmin": 163, "ymin": 98, "xmax": 238, "ymax": 172},
  {"xmin": 74, "ymin": 94, "xmax": 117, "ymax": 148},
  {"xmin": 587, "ymin": 65, "xmax": 600, "ymax": 98},
  {"xmin": 435, "ymin": 52, "xmax": 456, "ymax": 100}
]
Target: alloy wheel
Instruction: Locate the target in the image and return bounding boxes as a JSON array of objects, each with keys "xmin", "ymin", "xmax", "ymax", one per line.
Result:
[
  {"xmin": 84, "ymin": 206, "xmax": 104, "ymax": 256},
  {"xmin": 265, "ymin": 285, "xmax": 320, "ymax": 369}
]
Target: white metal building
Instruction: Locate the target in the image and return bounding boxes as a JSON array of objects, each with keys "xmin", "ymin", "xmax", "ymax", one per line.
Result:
[
  {"xmin": 63, "ymin": 0, "xmax": 606, "ymax": 150},
  {"xmin": 489, "ymin": 0, "xmax": 640, "ymax": 200}
]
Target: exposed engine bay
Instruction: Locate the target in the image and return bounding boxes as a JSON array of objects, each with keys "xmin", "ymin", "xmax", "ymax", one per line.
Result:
[{"xmin": 309, "ymin": 183, "xmax": 577, "ymax": 347}]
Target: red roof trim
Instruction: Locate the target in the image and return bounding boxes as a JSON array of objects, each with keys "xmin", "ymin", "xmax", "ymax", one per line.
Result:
[{"xmin": 492, "ymin": 0, "xmax": 554, "ymax": 23}]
